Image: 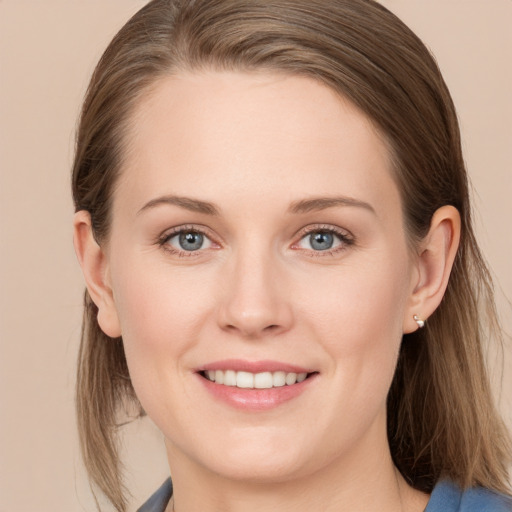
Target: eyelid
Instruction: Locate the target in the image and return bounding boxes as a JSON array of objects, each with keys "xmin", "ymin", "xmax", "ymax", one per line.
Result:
[
  {"xmin": 155, "ymin": 223, "xmax": 354, "ymax": 258},
  {"xmin": 290, "ymin": 224, "xmax": 355, "ymax": 253},
  {"xmin": 157, "ymin": 224, "xmax": 221, "ymax": 256}
]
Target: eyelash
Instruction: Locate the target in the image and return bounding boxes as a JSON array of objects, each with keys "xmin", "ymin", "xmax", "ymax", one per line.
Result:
[
  {"xmin": 157, "ymin": 224, "xmax": 355, "ymax": 258},
  {"xmin": 292, "ymin": 224, "xmax": 355, "ymax": 256},
  {"xmin": 157, "ymin": 225, "xmax": 215, "ymax": 258}
]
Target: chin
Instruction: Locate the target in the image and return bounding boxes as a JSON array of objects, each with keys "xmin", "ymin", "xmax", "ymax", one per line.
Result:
[
  {"xmin": 206, "ymin": 455, "xmax": 310, "ymax": 484},
  {"xmin": 189, "ymin": 432, "xmax": 322, "ymax": 484}
]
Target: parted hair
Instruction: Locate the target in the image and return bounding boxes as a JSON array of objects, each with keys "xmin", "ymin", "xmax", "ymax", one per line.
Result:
[{"xmin": 71, "ymin": 1, "xmax": 512, "ymax": 510}]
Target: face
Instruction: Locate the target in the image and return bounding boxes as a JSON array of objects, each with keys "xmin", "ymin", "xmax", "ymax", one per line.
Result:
[{"xmin": 105, "ymin": 71, "xmax": 417, "ymax": 483}]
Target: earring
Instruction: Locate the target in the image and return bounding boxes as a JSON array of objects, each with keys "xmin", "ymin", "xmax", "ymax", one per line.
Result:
[{"xmin": 413, "ymin": 315, "xmax": 425, "ymax": 329}]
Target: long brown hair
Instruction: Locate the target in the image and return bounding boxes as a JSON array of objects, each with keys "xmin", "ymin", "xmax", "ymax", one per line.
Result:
[{"xmin": 72, "ymin": 1, "xmax": 512, "ymax": 510}]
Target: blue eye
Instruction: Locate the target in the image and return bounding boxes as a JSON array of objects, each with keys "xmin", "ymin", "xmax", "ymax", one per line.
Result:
[
  {"xmin": 296, "ymin": 228, "xmax": 348, "ymax": 252},
  {"xmin": 166, "ymin": 230, "xmax": 212, "ymax": 252},
  {"xmin": 179, "ymin": 232, "xmax": 204, "ymax": 251},
  {"xmin": 309, "ymin": 232, "xmax": 335, "ymax": 251}
]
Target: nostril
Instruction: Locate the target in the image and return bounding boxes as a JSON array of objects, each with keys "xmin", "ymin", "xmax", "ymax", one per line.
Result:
[{"xmin": 222, "ymin": 322, "xmax": 284, "ymax": 337}]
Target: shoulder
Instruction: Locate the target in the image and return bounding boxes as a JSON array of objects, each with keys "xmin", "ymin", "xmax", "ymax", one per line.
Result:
[
  {"xmin": 137, "ymin": 478, "xmax": 173, "ymax": 512},
  {"xmin": 460, "ymin": 487, "xmax": 512, "ymax": 512},
  {"xmin": 426, "ymin": 479, "xmax": 512, "ymax": 512}
]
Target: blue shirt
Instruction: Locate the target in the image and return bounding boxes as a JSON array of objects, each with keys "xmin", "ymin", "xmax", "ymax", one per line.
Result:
[
  {"xmin": 425, "ymin": 480, "xmax": 512, "ymax": 511},
  {"xmin": 137, "ymin": 478, "xmax": 512, "ymax": 511}
]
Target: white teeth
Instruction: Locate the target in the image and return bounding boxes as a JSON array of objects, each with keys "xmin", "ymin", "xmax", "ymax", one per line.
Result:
[
  {"xmin": 272, "ymin": 371, "xmax": 286, "ymax": 387},
  {"xmin": 204, "ymin": 370, "xmax": 310, "ymax": 388},
  {"xmin": 285, "ymin": 372, "xmax": 297, "ymax": 385},
  {"xmin": 236, "ymin": 371, "xmax": 254, "ymax": 388},
  {"xmin": 224, "ymin": 370, "xmax": 237, "ymax": 386},
  {"xmin": 254, "ymin": 372, "xmax": 273, "ymax": 389}
]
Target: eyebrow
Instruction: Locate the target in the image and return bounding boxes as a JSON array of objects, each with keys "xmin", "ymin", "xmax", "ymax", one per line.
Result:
[
  {"xmin": 137, "ymin": 195, "xmax": 220, "ymax": 216},
  {"xmin": 137, "ymin": 194, "xmax": 375, "ymax": 216},
  {"xmin": 288, "ymin": 196, "xmax": 376, "ymax": 215}
]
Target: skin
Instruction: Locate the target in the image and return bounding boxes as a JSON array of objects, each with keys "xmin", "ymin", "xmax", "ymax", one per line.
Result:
[{"xmin": 74, "ymin": 71, "xmax": 460, "ymax": 512}]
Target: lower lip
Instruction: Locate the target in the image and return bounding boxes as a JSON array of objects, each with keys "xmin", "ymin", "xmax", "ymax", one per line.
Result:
[{"xmin": 196, "ymin": 373, "xmax": 317, "ymax": 411}]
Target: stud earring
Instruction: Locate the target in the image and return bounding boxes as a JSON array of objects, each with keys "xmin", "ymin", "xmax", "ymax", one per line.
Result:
[{"xmin": 413, "ymin": 315, "xmax": 425, "ymax": 329}]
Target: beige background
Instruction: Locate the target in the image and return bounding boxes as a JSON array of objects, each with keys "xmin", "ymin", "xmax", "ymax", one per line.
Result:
[{"xmin": 0, "ymin": 1, "xmax": 511, "ymax": 511}]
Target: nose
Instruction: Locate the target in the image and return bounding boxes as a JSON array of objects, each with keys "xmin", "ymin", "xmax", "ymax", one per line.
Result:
[{"xmin": 217, "ymin": 246, "xmax": 294, "ymax": 339}]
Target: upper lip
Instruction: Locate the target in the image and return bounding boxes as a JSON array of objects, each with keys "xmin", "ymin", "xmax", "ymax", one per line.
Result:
[{"xmin": 197, "ymin": 359, "xmax": 314, "ymax": 374}]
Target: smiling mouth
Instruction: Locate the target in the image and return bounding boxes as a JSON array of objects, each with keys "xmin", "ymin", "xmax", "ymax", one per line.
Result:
[{"xmin": 200, "ymin": 370, "xmax": 315, "ymax": 389}]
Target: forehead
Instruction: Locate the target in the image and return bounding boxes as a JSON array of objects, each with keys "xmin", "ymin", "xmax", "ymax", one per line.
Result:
[{"xmin": 116, "ymin": 71, "xmax": 399, "ymax": 219}]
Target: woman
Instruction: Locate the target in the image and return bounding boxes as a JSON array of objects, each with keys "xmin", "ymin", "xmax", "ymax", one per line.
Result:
[{"xmin": 72, "ymin": 1, "xmax": 512, "ymax": 511}]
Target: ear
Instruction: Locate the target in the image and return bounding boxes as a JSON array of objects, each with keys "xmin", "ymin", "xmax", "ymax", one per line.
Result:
[
  {"xmin": 73, "ymin": 210, "xmax": 122, "ymax": 338},
  {"xmin": 403, "ymin": 205, "xmax": 461, "ymax": 333}
]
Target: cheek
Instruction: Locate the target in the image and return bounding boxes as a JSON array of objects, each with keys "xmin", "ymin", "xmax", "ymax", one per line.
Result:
[
  {"xmin": 299, "ymin": 253, "xmax": 410, "ymax": 370},
  {"xmin": 291, "ymin": 255, "xmax": 411, "ymax": 450},
  {"xmin": 110, "ymin": 254, "xmax": 216, "ymax": 376},
  {"xmin": 109, "ymin": 255, "xmax": 222, "ymax": 433}
]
